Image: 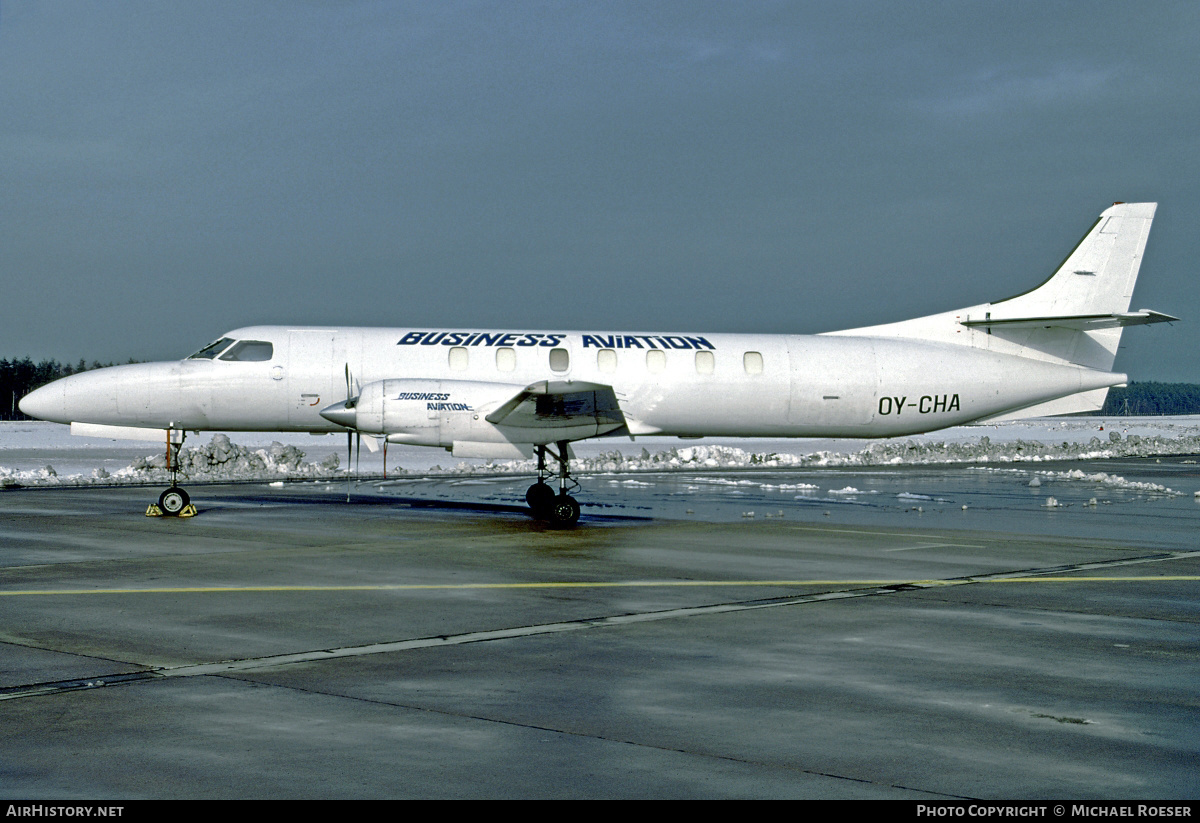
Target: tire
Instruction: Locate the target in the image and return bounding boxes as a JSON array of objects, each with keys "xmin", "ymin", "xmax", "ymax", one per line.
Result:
[
  {"xmin": 159, "ymin": 487, "xmax": 190, "ymax": 516},
  {"xmin": 526, "ymin": 481, "xmax": 556, "ymax": 514},
  {"xmin": 548, "ymin": 494, "xmax": 580, "ymax": 525}
]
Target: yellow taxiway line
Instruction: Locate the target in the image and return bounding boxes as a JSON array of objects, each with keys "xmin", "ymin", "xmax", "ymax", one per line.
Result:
[{"xmin": 3, "ymin": 577, "xmax": 1199, "ymax": 597}]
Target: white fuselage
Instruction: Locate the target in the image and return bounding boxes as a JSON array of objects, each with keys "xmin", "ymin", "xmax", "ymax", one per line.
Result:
[
  {"xmin": 21, "ymin": 324, "xmax": 1124, "ymax": 445},
  {"xmin": 18, "ymin": 202, "xmax": 1167, "ymax": 475}
]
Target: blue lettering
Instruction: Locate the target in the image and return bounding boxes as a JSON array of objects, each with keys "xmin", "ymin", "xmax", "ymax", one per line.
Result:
[{"xmin": 399, "ymin": 330, "xmax": 718, "ymax": 351}]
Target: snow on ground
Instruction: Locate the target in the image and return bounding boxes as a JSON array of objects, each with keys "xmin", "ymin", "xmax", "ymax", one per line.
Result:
[
  {"xmin": 1, "ymin": 416, "xmax": 1199, "ymax": 488},
  {"xmin": 974, "ymin": 466, "xmax": 1191, "ymax": 497}
]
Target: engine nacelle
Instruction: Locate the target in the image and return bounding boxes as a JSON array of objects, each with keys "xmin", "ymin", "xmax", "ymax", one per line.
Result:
[{"xmin": 331, "ymin": 379, "xmax": 527, "ymax": 448}]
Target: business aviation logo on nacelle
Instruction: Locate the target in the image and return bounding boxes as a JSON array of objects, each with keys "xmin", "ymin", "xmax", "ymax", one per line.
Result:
[{"xmin": 393, "ymin": 392, "xmax": 472, "ymax": 412}]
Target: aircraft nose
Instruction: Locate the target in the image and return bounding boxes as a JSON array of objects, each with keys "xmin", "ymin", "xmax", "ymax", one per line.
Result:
[
  {"xmin": 18, "ymin": 380, "xmax": 68, "ymax": 423},
  {"xmin": 17, "ymin": 367, "xmax": 126, "ymax": 426}
]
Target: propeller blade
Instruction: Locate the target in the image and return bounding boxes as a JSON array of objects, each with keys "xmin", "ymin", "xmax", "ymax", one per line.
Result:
[
  {"xmin": 354, "ymin": 431, "xmax": 362, "ymax": 488},
  {"xmin": 343, "ymin": 362, "xmax": 360, "ymax": 503}
]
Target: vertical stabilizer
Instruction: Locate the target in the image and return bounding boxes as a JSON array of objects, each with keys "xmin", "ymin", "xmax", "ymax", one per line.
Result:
[
  {"xmin": 974, "ymin": 201, "xmax": 1158, "ymax": 371},
  {"xmin": 991, "ymin": 201, "xmax": 1156, "ymax": 321}
]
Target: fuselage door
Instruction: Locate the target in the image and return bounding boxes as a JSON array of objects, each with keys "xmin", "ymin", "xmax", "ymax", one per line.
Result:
[{"xmin": 287, "ymin": 330, "xmax": 337, "ymax": 427}]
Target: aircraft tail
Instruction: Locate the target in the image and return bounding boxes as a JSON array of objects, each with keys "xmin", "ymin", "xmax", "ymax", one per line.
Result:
[
  {"xmin": 963, "ymin": 201, "xmax": 1163, "ymax": 372},
  {"xmin": 830, "ymin": 202, "xmax": 1173, "ymax": 373}
]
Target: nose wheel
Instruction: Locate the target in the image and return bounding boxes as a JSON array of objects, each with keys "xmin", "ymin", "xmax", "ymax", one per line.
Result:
[
  {"xmin": 527, "ymin": 442, "xmax": 581, "ymax": 525},
  {"xmin": 158, "ymin": 486, "xmax": 191, "ymax": 515}
]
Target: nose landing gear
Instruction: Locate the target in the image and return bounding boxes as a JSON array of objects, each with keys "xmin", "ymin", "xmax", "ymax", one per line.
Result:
[
  {"xmin": 146, "ymin": 429, "xmax": 197, "ymax": 517},
  {"xmin": 526, "ymin": 441, "xmax": 580, "ymax": 525}
]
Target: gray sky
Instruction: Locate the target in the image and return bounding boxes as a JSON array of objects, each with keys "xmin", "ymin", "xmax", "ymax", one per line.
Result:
[{"xmin": 2, "ymin": 1, "xmax": 1197, "ymax": 381}]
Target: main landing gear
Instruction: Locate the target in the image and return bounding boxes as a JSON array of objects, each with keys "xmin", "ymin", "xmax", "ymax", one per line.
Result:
[
  {"xmin": 148, "ymin": 429, "xmax": 194, "ymax": 517},
  {"xmin": 526, "ymin": 441, "xmax": 581, "ymax": 525}
]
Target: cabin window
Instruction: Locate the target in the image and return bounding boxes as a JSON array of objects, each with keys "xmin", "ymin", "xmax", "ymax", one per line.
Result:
[
  {"xmin": 743, "ymin": 351, "xmax": 764, "ymax": 375},
  {"xmin": 218, "ymin": 340, "xmax": 274, "ymax": 362},
  {"xmin": 695, "ymin": 350, "xmax": 715, "ymax": 375},
  {"xmin": 448, "ymin": 346, "xmax": 468, "ymax": 371},
  {"xmin": 597, "ymin": 349, "xmax": 617, "ymax": 373},
  {"xmin": 646, "ymin": 349, "xmax": 666, "ymax": 374},
  {"xmin": 496, "ymin": 347, "xmax": 516, "ymax": 372},
  {"xmin": 549, "ymin": 347, "xmax": 569, "ymax": 372},
  {"xmin": 189, "ymin": 338, "xmax": 234, "ymax": 360}
]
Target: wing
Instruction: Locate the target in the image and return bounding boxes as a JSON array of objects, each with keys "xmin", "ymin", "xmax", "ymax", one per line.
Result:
[{"xmin": 485, "ymin": 380, "xmax": 627, "ymax": 440}]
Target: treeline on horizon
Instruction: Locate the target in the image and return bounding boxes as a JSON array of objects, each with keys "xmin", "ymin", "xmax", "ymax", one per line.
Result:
[
  {"xmin": 3, "ymin": 358, "xmax": 1200, "ymax": 421},
  {"xmin": 1099, "ymin": 382, "xmax": 1200, "ymax": 416}
]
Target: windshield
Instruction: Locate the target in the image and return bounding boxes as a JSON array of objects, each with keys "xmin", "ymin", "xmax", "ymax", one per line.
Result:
[
  {"xmin": 188, "ymin": 338, "xmax": 235, "ymax": 360},
  {"xmin": 218, "ymin": 340, "xmax": 274, "ymax": 362}
]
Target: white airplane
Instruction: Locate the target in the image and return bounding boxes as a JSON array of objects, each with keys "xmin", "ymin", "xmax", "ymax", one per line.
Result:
[{"xmin": 20, "ymin": 202, "xmax": 1175, "ymax": 523}]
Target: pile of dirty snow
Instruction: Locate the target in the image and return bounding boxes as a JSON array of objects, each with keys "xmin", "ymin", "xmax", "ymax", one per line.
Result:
[
  {"xmin": 433, "ymin": 430, "xmax": 1200, "ymax": 476},
  {"xmin": 3, "ymin": 417, "xmax": 1200, "ymax": 488},
  {"xmin": 1, "ymin": 434, "xmax": 340, "ymax": 487}
]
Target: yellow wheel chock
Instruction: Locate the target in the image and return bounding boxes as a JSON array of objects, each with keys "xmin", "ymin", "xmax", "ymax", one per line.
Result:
[{"xmin": 145, "ymin": 503, "xmax": 198, "ymax": 517}]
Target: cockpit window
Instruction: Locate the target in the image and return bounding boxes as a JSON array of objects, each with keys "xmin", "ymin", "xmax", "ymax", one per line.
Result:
[
  {"xmin": 218, "ymin": 340, "xmax": 274, "ymax": 362},
  {"xmin": 188, "ymin": 338, "xmax": 235, "ymax": 360}
]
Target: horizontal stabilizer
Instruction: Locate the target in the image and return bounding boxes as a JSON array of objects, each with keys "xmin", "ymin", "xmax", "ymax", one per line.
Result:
[{"xmin": 960, "ymin": 309, "xmax": 1178, "ymax": 332}]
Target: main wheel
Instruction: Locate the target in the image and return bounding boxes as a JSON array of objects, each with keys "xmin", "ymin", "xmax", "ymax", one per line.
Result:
[
  {"xmin": 159, "ymin": 486, "xmax": 190, "ymax": 516},
  {"xmin": 526, "ymin": 481, "xmax": 556, "ymax": 514},
  {"xmin": 548, "ymin": 493, "xmax": 580, "ymax": 525}
]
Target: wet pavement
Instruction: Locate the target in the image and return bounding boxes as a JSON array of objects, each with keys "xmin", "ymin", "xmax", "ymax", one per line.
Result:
[{"xmin": 1, "ymin": 469, "xmax": 1198, "ymax": 798}]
